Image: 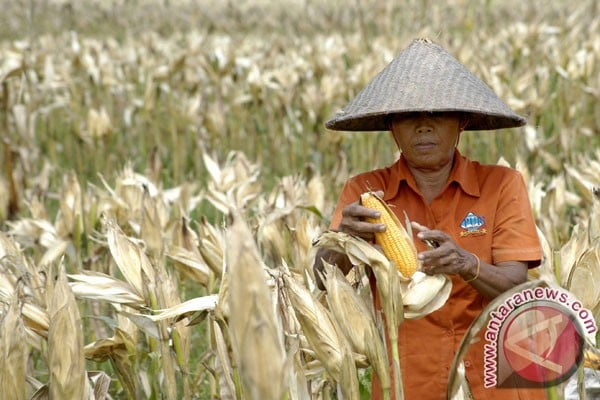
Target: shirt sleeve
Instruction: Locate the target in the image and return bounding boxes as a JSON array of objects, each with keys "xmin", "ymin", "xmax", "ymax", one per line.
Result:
[
  {"xmin": 329, "ymin": 170, "xmax": 389, "ymax": 229},
  {"xmin": 491, "ymin": 169, "xmax": 542, "ymax": 267}
]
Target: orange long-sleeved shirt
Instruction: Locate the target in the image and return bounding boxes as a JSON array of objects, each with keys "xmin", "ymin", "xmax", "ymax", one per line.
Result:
[{"xmin": 330, "ymin": 150, "xmax": 546, "ymax": 400}]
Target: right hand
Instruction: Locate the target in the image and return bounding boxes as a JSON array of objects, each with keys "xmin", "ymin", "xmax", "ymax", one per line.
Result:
[{"xmin": 337, "ymin": 190, "xmax": 386, "ymax": 241}]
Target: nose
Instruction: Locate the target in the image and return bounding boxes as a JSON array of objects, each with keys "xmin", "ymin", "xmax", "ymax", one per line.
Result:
[{"xmin": 416, "ymin": 124, "xmax": 433, "ymax": 134}]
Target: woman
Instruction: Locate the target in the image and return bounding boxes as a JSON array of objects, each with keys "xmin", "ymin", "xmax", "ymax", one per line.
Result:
[{"xmin": 314, "ymin": 38, "xmax": 546, "ymax": 399}]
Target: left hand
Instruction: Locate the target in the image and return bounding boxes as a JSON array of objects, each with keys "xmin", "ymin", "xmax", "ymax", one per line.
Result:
[{"xmin": 411, "ymin": 221, "xmax": 478, "ymax": 278}]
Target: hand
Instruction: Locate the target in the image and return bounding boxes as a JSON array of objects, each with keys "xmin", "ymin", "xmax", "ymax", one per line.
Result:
[
  {"xmin": 411, "ymin": 221, "xmax": 478, "ymax": 277},
  {"xmin": 337, "ymin": 190, "xmax": 386, "ymax": 242}
]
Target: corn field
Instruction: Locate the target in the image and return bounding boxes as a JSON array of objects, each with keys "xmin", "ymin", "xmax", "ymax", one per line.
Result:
[{"xmin": 0, "ymin": 0, "xmax": 599, "ymax": 399}]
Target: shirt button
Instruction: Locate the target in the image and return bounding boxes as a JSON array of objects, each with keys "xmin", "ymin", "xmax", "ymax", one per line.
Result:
[
  {"xmin": 445, "ymin": 329, "xmax": 454, "ymax": 337},
  {"xmin": 464, "ymin": 360, "xmax": 472, "ymax": 368}
]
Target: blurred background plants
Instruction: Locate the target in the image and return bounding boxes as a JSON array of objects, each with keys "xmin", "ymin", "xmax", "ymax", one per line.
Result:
[{"xmin": 0, "ymin": 0, "xmax": 599, "ymax": 399}]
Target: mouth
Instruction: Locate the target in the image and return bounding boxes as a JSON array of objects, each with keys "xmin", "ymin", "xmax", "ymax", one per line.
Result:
[{"xmin": 414, "ymin": 141, "xmax": 437, "ymax": 151}]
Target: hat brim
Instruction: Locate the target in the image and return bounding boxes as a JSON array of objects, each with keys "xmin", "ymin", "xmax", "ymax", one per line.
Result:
[{"xmin": 325, "ymin": 109, "xmax": 527, "ymax": 132}]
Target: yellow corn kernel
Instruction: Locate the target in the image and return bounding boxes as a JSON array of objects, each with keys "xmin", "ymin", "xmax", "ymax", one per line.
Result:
[{"xmin": 360, "ymin": 192, "xmax": 418, "ymax": 278}]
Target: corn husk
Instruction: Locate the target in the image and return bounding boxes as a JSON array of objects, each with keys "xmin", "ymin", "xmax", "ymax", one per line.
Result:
[
  {"xmin": 567, "ymin": 241, "xmax": 600, "ymax": 311},
  {"xmin": 0, "ymin": 294, "xmax": 27, "ymax": 400},
  {"xmin": 281, "ymin": 269, "xmax": 357, "ymax": 385},
  {"xmin": 168, "ymin": 216, "xmax": 211, "ymax": 286},
  {"xmin": 225, "ymin": 211, "xmax": 286, "ymax": 400},
  {"xmin": 104, "ymin": 216, "xmax": 155, "ymax": 299},
  {"xmin": 47, "ymin": 264, "xmax": 89, "ymax": 399},
  {"xmin": 198, "ymin": 216, "xmax": 225, "ymax": 276},
  {"xmin": 322, "ymin": 263, "xmax": 390, "ymax": 397}
]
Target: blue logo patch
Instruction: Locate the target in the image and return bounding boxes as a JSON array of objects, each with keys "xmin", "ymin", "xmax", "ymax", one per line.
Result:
[{"xmin": 460, "ymin": 212, "xmax": 487, "ymax": 237}]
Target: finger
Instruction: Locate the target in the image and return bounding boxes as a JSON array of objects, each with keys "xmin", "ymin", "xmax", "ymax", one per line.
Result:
[
  {"xmin": 410, "ymin": 221, "xmax": 430, "ymax": 232},
  {"xmin": 340, "ymin": 219, "xmax": 386, "ymax": 235},
  {"xmin": 417, "ymin": 246, "xmax": 449, "ymax": 269},
  {"xmin": 416, "ymin": 229, "xmax": 450, "ymax": 245},
  {"xmin": 342, "ymin": 203, "xmax": 382, "ymax": 219},
  {"xmin": 419, "ymin": 249, "xmax": 464, "ymax": 275}
]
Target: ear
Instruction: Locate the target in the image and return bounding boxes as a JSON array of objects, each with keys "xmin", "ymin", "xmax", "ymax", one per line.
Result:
[
  {"xmin": 459, "ymin": 113, "xmax": 469, "ymax": 131},
  {"xmin": 390, "ymin": 130, "xmax": 401, "ymax": 150},
  {"xmin": 385, "ymin": 113, "xmax": 394, "ymax": 131}
]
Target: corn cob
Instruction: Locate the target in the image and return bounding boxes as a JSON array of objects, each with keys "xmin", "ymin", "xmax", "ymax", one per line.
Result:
[{"xmin": 360, "ymin": 192, "xmax": 418, "ymax": 278}]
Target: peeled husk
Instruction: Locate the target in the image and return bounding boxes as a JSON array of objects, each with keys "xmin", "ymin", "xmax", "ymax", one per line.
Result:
[{"xmin": 314, "ymin": 231, "xmax": 451, "ymax": 319}]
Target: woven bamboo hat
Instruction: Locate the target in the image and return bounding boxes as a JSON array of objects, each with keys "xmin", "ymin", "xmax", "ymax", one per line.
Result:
[{"xmin": 325, "ymin": 38, "xmax": 526, "ymax": 131}]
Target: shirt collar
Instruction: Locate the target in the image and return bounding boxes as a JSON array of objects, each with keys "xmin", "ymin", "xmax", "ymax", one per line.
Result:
[{"xmin": 383, "ymin": 149, "xmax": 480, "ymax": 201}]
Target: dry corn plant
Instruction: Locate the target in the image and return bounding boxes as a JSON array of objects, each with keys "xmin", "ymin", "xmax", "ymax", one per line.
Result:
[
  {"xmin": 257, "ymin": 174, "xmax": 327, "ymax": 284},
  {"xmin": 322, "ymin": 262, "xmax": 389, "ymax": 400},
  {"xmin": 224, "ymin": 210, "xmax": 287, "ymax": 400},
  {"xmin": 0, "ymin": 162, "xmax": 212, "ymax": 399},
  {"xmin": 0, "ymin": 231, "xmax": 111, "ymax": 399},
  {"xmin": 1, "ymin": 154, "xmax": 599, "ymax": 399},
  {"xmin": 279, "ymin": 264, "xmax": 362, "ymax": 399}
]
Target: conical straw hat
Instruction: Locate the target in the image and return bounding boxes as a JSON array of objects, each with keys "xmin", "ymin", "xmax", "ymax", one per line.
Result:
[{"xmin": 325, "ymin": 38, "xmax": 526, "ymax": 132}]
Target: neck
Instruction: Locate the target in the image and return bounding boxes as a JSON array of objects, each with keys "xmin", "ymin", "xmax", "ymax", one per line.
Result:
[{"xmin": 407, "ymin": 161, "xmax": 454, "ymax": 204}]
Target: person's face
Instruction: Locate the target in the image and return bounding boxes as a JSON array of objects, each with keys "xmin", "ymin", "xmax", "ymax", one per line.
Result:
[{"xmin": 390, "ymin": 112, "xmax": 465, "ymax": 170}]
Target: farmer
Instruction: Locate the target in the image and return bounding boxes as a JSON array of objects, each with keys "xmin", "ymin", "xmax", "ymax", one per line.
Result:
[{"xmin": 313, "ymin": 38, "xmax": 545, "ymax": 399}]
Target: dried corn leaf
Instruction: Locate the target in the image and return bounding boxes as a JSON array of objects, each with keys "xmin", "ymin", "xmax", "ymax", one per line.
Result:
[
  {"xmin": 21, "ymin": 302, "xmax": 50, "ymax": 337},
  {"xmin": 89, "ymin": 371, "xmax": 111, "ymax": 400},
  {"xmin": 128, "ymin": 294, "xmax": 218, "ymax": 322},
  {"xmin": 166, "ymin": 245, "xmax": 210, "ymax": 286},
  {"xmin": 0, "ymin": 231, "xmax": 21, "ymax": 259},
  {"xmin": 39, "ymin": 238, "xmax": 70, "ymax": 267},
  {"xmin": 402, "ymin": 272, "xmax": 446, "ymax": 308},
  {"xmin": 212, "ymin": 319, "xmax": 237, "ymax": 400},
  {"xmin": 69, "ymin": 271, "xmax": 144, "ymax": 306},
  {"xmin": 84, "ymin": 329, "xmax": 128, "ymax": 362}
]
